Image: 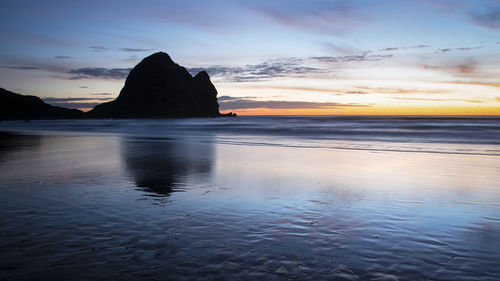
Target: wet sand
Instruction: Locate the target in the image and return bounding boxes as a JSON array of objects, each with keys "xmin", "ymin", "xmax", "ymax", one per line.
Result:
[{"xmin": 1, "ymin": 132, "xmax": 500, "ymax": 280}]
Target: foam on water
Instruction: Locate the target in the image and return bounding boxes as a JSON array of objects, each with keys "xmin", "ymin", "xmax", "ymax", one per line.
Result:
[{"xmin": 2, "ymin": 116, "xmax": 500, "ymax": 155}]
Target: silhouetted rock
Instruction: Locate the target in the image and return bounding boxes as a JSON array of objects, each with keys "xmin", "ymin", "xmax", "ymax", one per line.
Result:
[
  {"xmin": 0, "ymin": 88, "xmax": 84, "ymax": 120},
  {"xmin": 89, "ymin": 52, "xmax": 235, "ymax": 118}
]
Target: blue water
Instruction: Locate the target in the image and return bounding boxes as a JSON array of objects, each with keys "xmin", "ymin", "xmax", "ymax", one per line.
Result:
[
  {"xmin": 2, "ymin": 116, "xmax": 500, "ymax": 154},
  {"xmin": 0, "ymin": 116, "xmax": 499, "ymax": 280},
  {"xmin": 2, "ymin": 116, "xmax": 500, "ymax": 142}
]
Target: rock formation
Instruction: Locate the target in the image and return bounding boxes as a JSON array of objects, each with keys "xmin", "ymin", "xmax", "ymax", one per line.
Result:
[
  {"xmin": 88, "ymin": 52, "xmax": 235, "ymax": 118},
  {"xmin": 0, "ymin": 88, "xmax": 84, "ymax": 120}
]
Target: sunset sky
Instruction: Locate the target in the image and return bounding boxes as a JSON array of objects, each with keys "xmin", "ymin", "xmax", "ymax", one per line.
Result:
[{"xmin": 1, "ymin": 0, "xmax": 499, "ymax": 115}]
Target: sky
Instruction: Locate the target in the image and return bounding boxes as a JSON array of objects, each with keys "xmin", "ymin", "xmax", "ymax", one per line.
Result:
[{"xmin": 1, "ymin": 0, "xmax": 499, "ymax": 115}]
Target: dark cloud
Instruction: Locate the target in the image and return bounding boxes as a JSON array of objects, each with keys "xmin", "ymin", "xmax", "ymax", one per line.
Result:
[
  {"xmin": 91, "ymin": 93, "xmax": 114, "ymax": 96},
  {"xmin": 379, "ymin": 45, "xmax": 428, "ymax": 51},
  {"xmin": 79, "ymin": 86, "xmax": 88, "ymax": 88},
  {"xmin": 218, "ymin": 96, "xmax": 250, "ymax": 101},
  {"xmin": 189, "ymin": 53, "xmax": 392, "ymax": 82},
  {"xmin": 43, "ymin": 97, "xmax": 113, "ymax": 103},
  {"xmin": 438, "ymin": 47, "xmax": 481, "ymax": 52},
  {"xmin": 2, "ymin": 66, "xmax": 40, "ymax": 70},
  {"xmin": 189, "ymin": 54, "xmax": 390, "ymax": 83},
  {"xmin": 470, "ymin": 5, "xmax": 500, "ymax": 29},
  {"xmin": 342, "ymin": 91, "xmax": 368, "ymax": 95},
  {"xmin": 120, "ymin": 48, "xmax": 155, "ymax": 52},
  {"xmin": 68, "ymin": 67, "xmax": 132, "ymax": 79},
  {"xmin": 457, "ymin": 47, "xmax": 481, "ymax": 51},
  {"xmin": 48, "ymin": 102, "xmax": 101, "ymax": 108},
  {"xmin": 43, "ymin": 97, "xmax": 115, "ymax": 109},
  {"xmin": 3, "ymin": 59, "xmax": 71, "ymax": 75},
  {"xmin": 54, "ymin": 56, "xmax": 74, "ymax": 59},
  {"xmin": 68, "ymin": 75, "xmax": 89, "ymax": 80},
  {"xmin": 90, "ymin": 46, "xmax": 109, "ymax": 52},
  {"xmin": 188, "ymin": 58, "xmax": 325, "ymax": 82},
  {"xmin": 188, "ymin": 66, "xmax": 236, "ymax": 77},
  {"xmin": 310, "ymin": 54, "xmax": 393, "ymax": 63},
  {"xmin": 218, "ymin": 96, "xmax": 370, "ymax": 110},
  {"xmin": 238, "ymin": 85, "xmax": 369, "ymax": 95}
]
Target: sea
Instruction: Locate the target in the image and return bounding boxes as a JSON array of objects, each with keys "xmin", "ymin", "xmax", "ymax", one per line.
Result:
[{"xmin": 0, "ymin": 116, "xmax": 499, "ymax": 280}]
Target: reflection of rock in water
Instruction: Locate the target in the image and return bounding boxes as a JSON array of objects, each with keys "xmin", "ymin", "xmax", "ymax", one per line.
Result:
[
  {"xmin": 121, "ymin": 137, "xmax": 214, "ymax": 196},
  {"xmin": 0, "ymin": 132, "xmax": 43, "ymax": 161}
]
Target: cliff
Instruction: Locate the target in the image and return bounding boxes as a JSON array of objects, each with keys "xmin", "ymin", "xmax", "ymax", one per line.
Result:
[{"xmin": 0, "ymin": 88, "xmax": 84, "ymax": 120}]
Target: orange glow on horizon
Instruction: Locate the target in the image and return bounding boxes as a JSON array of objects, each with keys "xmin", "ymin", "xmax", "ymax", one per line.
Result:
[{"xmin": 222, "ymin": 105, "xmax": 500, "ymax": 116}]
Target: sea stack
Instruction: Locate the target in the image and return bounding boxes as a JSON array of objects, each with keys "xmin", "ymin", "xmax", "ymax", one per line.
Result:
[{"xmin": 89, "ymin": 52, "xmax": 235, "ymax": 118}]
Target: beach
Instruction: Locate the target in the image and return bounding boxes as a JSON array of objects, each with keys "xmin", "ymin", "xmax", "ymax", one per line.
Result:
[{"xmin": 1, "ymin": 117, "xmax": 500, "ymax": 280}]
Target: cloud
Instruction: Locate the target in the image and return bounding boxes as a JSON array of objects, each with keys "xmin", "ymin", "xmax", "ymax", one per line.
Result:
[
  {"xmin": 188, "ymin": 58, "xmax": 325, "ymax": 82},
  {"xmin": 244, "ymin": 0, "xmax": 367, "ymax": 32},
  {"xmin": 90, "ymin": 46, "xmax": 109, "ymax": 52},
  {"xmin": 238, "ymin": 85, "xmax": 369, "ymax": 95},
  {"xmin": 68, "ymin": 67, "xmax": 132, "ymax": 79},
  {"xmin": 218, "ymin": 96, "xmax": 370, "ymax": 110},
  {"xmin": 189, "ymin": 53, "xmax": 392, "ymax": 83},
  {"xmin": 321, "ymin": 42, "xmax": 356, "ymax": 55},
  {"xmin": 446, "ymin": 81, "xmax": 500, "ymax": 88},
  {"xmin": 310, "ymin": 54, "xmax": 393, "ymax": 63},
  {"xmin": 120, "ymin": 48, "xmax": 155, "ymax": 52},
  {"xmin": 79, "ymin": 86, "xmax": 88, "ymax": 88},
  {"xmin": 390, "ymin": 97, "xmax": 484, "ymax": 103},
  {"xmin": 91, "ymin": 93, "xmax": 113, "ymax": 96},
  {"xmin": 2, "ymin": 66, "xmax": 40, "ymax": 70},
  {"xmin": 380, "ymin": 47, "xmax": 398, "ymax": 51},
  {"xmin": 470, "ymin": 4, "xmax": 500, "ymax": 29},
  {"xmin": 43, "ymin": 97, "xmax": 114, "ymax": 109},
  {"xmin": 438, "ymin": 47, "xmax": 481, "ymax": 52},
  {"xmin": 43, "ymin": 97, "xmax": 113, "ymax": 102},
  {"xmin": 424, "ymin": 64, "xmax": 475, "ymax": 74},
  {"xmin": 218, "ymin": 96, "xmax": 252, "ymax": 101},
  {"xmin": 455, "ymin": 65, "xmax": 475, "ymax": 74},
  {"xmin": 497, "ymin": 97, "xmax": 500, "ymax": 102},
  {"xmin": 54, "ymin": 56, "xmax": 74, "ymax": 59},
  {"xmin": 5, "ymin": 58, "xmax": 132, "ymax": 81},
  {"xmin": 48, "ymin": 102, "xmax": 102, "ymax": 108},
  {"xmin": 421, "ymin": 59, "xmax": 478, "ymax": 76},
  {"xmin": 355, "ymin": 86, "xmax": 450, "ymax": 95},
  {"xmin": 342, "ymin": 91, "xmax": 368, "ymax": 95},
  {"xmin": 379, "ymin": 45, "xmax": 429, "ymax": 51},
  {"xmin": 2, "ymin": 59, "xmax": 74, "ymax": 75}
]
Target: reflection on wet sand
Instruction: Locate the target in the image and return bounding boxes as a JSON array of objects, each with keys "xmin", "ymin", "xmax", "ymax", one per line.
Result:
[
  {"xmin": 0, "ymin": 132, "xmax": 42, "ymax": 160},
  {"xmin": 121, "ymin": 137, "xmax": 214, "ymax": 196},
  {"xmin": 0, "ymin": 130, "xmax": 500, "ymax": 280}
]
